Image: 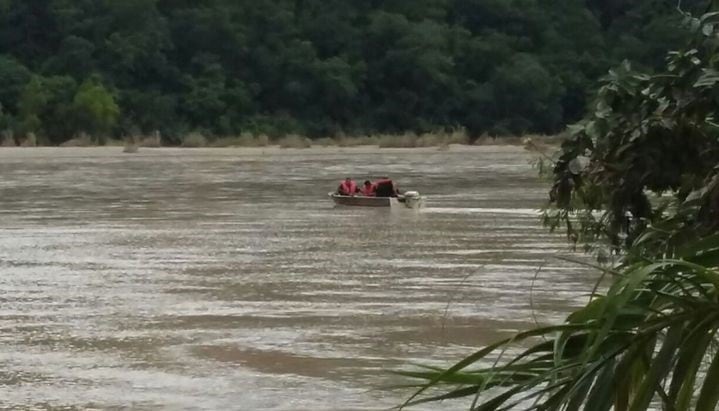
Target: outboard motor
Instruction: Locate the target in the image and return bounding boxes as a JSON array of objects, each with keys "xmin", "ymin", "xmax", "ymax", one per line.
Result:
[{"xmin": 402, "ymin": 191, "xmax": 423, "ymax": 209}]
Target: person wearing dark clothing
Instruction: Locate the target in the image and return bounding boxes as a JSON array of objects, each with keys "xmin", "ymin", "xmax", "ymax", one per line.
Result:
[{"xmin": 373, "ymin": 178, "xmax": 398, "ymax": 197}]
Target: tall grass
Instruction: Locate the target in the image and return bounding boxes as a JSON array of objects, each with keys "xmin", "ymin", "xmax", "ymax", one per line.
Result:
[
  {"xmin": 21, "ymin": 132, "xmax": 37, "ymax": 147},
  {"xmin": 1, "ymin": 130, "xmax": 15, "ymax": 147},
  {"xmin": 474, "ymin": 135, "xmax": 523, "ymax": 145},
  {"xmin": 104, "ymin": 137, "xmax": 126, "ymax": 147},
  {"xmin": 181, "ymin": 132, "xmax": 207, "ymax": 148},
  {"xmin": 399, "ymin": 235, "xmax": 719, "ymax": 410},
  {"xmin": 377, "ymin": 133, "xmax": 419, "ymax": 148},
  {"xmin": 6, "ymin": 130, "xmax": 559, "ymax": 148},
  {"xmin": 122, "ymin": 136, "xmax": 139, "ymax": 153},
  {"xmin": 139, "ymin": 132, "xmax": 162, "ymax": 147},
  {"xmin": 336, "ymin": 135, "xmax": 379, "ymax": 147},
  {"xmin": 377, "ymin": 130, "xmax": 471, "ymax": 148},
  {"xmin": 277, "ymin": 134, "xmax": 312, "ymax": 148},
  {"xmin": 209, "ymin": 132, "xmax": 270, "ymax": 147},
  {"xmin": 122, "ymin": 143, "xmax": 139, "ymax": 153},
  {"xmin": 311, "ymin": 137, "xmax": 336, "ymax": 147},
  {"xmin": 60, "ymin": 132, "xmax": 93, "ymax": 147}
]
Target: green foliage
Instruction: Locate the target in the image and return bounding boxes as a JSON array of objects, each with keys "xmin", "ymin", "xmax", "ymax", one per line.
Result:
[
  {"xmin": 401, "ymin": 5, "xmax": 719, "ymax": 410},
  {"xmin": 277, "ymin": 134, "xmax": 312, "ymax": 149},
  {"xmin": 14, "ymin": 74, "xmax": 78, "ymax": 143},
  {"xmin": 0, "ymin": 0, "xmax": 704, "ymax": 143},
  {"xmin": 400, "ymin": 244, "xmax": 719, "ymax": 411},
  {"xmin": 0, "ymin": 55, "xmax": 30, "ymax": 115},
  {"xmin": 42, "ymin": 35, "xmax": 96, "ymax": 79},
  {"xmin": 181, "ymin": 131, "xmax": 207, "ymax": 148},
  {"xmin": 547, "ymin": 9, "xmax": 719, "ymax": 253},
  {"xmin": 17, "ymin": 76, "xmax": 48, "ymax": 135},
  {"xmin": 490, "ymin": 53, "xmax": 563, "ymax": 134},
  {"xmin": 71, "ymin": 77, "xmax": 119, "ymax": 141}
]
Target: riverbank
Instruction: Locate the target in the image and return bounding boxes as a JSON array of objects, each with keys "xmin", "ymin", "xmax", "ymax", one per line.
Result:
[
  {"xmin": 1, "ymin": 131, "xmax": 564, "ymax": 150},
  {"xmin": 0, "ymin": 143, "xmax": 550, "ymax": 159}
]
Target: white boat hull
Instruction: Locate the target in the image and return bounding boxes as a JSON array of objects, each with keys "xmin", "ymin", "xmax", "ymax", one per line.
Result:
[{"xmin": 329, "ymin": 193, "xmax": 424, "ymax": 209}]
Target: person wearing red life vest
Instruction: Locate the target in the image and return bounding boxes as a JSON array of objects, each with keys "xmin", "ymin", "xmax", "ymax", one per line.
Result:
[
  {"xmin": 337, "ymin": 178, "xmax": 358, "ymax": 196},
  {"xmin": 360, "ymin": 180, "xmax": 376, "ymax": 196}
]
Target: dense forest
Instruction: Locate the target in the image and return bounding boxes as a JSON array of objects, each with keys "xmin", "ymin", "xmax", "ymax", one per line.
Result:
[{"xmin": 0, "ymin": 0, "xmax": 707, "ymax": 144}]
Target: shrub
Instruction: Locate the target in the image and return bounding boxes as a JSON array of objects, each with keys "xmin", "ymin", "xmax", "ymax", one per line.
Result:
[
  {"xmin": 417, "ymin": 131, "xmax": 467, "ymax": 147},
  {"xmin": 181, "ymin": 132, "xmax": 207, "ymax": 148},
  {"xmin": 210, "ymin": 132, "xmax": 270, "ymax": 147},
  {"xmin": 1, "ymin": 130, "xmax": 16, "ymax": 147},
  {"xmin": 60, "ymin": 132, "xmax": 93, "ymax": 147},
  {"xmin": 473, "ymin": 133, "xmax": 495, "ymax": 145},
  {"xmin": 311, "ymin": 137, "xmax": 336, "ymax": 147},
  {"xmin": 377, "ymin": 133, "xmax": 417, "ymax": 148},
  {"xmin": 336, "ymin": 135, "xmax": 378, "ymax": 147},
  {"xmin": 20, "ymin": 132, "xmax": 37, "ymax": 147},
  {"xmin": 71, "ymin": 78, "xmax": 119, "ymax": 136},
  {"xmin": 104, "ymin": 138, "xmax": 125, "ymax": 146},
  {"xmin": 451, "ymin": 129, "xmax": 471, "ymax": 144},
  {"xmin": 254, "ymin": 134, "xmax": 270, "ymax": 147},
  {"xmin": 498, "ymin": 135, "xmax": 524, "ymax": 145},
  {"xmin": 139, "ymin": 132, "xmax": 162, "ymax": 147},
  {"xmin": 123, "ymin": 142, "xmax": 139, "ymax": 153},
  {"xmin": 277, "ymin": 134, "xmax": 311, "ymax": 148},
  {"xmin": 414, "ymin": 133, "xmax": 440, "ymax": 147},
  {"xmin": 208, "ymin": 136, "xmax": 241, "ymax": 147}
]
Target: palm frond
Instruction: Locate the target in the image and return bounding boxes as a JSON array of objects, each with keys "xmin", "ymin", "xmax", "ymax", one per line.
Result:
[{"xmin": 399, "ymin": 247, "xmax": 719, "ymax": 410}]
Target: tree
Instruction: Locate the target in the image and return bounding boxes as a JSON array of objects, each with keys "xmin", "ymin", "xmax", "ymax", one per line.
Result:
[
  {"xmin": 42, "ymin": 35, "xmax": 96, "ymax": 79},
  {"xmin": 0, "ymin": 0, "xmax": 59, "ymax": 64},
  {"xmin": 39, "ymin": 75, "xmax": 79, "ymax": 143},
  {"xmin": 489, "ymin": 53, "xmax": 563, "ymax": 134},
  {"xmin": 71, "ymin": 77, "xmax": 119, "ymax": 140},
  {"xmin": 17, "ymin": 75, "xmax": 49, "ymax": 136},
  {"xmin": 0, "ymin": 0, "xmax": 708, "ymax": 142},
  {"xmin": 0, "ymin": 55, "xmax": 31, "ymax": 115},
  {"xmin": 363, "ymin": 11, "xmax": 456, "ymax": 132},
  {"xmin": 120, "ymin": 89, "xmax": 179, "ymax": 137},
  {"xmin": 12, "ymin": 74, "xmax": 78, "ymax": 143}
]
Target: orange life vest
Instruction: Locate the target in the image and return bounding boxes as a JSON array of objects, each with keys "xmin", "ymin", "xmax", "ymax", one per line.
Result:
[
  {"xmin": 339, "ymin": 180, "xmax": 357, "ymax": 196},
  {"xmin": 360, "ymin": 184, "xmax": 376, "ymax": 196}
]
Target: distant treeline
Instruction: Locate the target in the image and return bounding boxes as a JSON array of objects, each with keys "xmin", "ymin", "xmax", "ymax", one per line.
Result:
[{"xmin": 0, "ymin": 0, "xmax": 706, "ymax": 145}]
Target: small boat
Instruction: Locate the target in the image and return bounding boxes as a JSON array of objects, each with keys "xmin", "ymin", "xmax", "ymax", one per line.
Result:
[{"xmin": 329, "ymin": 191, "xmax": 424, "ymax": 209}]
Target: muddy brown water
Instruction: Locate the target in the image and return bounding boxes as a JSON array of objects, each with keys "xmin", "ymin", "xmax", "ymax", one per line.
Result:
[{"xmin": 0, "ymin": 147, "xmax": 593, "ymax": 410}]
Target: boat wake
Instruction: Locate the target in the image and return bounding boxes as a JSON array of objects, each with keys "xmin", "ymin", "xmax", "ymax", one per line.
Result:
[{"xmin": 422, "ymin": 207, "xmax": 541, "ymax": 216}]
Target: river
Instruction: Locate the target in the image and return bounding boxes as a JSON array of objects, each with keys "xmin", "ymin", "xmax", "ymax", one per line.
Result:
[{"xmin": 0, "ymin": 146, "xmax": 592, "ymax": 410}]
